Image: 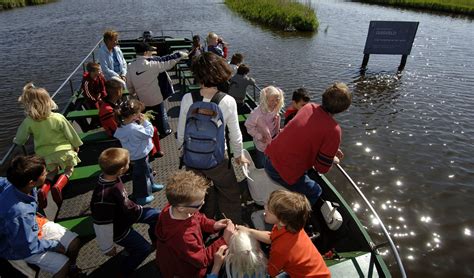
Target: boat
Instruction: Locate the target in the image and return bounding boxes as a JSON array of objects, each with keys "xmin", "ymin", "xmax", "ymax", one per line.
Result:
[{"xmin": 0, "ymin": 30, "xmax": 406, "ymax": 277}]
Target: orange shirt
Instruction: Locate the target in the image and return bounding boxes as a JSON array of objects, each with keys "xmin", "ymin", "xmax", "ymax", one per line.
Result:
[
  {"xmin": 35, "ymin": 214, "xmax": 49, "ymax": 239},
  {"xmin": 268, "ymin": 225, "xmax": 331, "ymax": 278}
]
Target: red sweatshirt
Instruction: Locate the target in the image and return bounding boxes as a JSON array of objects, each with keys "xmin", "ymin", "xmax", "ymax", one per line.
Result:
[
  {"xmin": 155, "ymin": 204, "xmax": 226, "ymax": 278},
  {"xmin": 99, "ymin": 100, "xmax": 118, "ymax": 137},
  {"xmin": 80, "ymin": 72, "xmax": 107, "ymax": 108},
  {"xmin": 265, "ymin": 103, "xmax": 341, "ymax": 185}
]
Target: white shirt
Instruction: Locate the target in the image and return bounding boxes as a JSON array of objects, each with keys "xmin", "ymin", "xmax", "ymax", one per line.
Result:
[{"xmin": 177, "ymin": 92, "xmax": 243, "ymax": 158}]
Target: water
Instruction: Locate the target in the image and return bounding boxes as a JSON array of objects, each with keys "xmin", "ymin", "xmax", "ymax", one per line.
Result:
[{"xmin": 1, "ymin": 0, "xmax": 473, "ymax": 276}]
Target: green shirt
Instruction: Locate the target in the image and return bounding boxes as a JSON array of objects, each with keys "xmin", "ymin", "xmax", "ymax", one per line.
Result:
[{"xmin": 14, "ymin": 112, "xmax": 83, "ymax": 157}]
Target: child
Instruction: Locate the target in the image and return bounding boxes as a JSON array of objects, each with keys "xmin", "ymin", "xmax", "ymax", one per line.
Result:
[
  {"xmin": 229, "ymin": 53, "xmax": 244, "ymax": 75},
  {"xmin": 207, "ymin": 32, "xmax": 228, "ymax": 58},
  {"xmin": 14, "ymin": 83, "xmax": 83, "ymax": 208},
  {"xmin": 265, "ymin": 82, "xmax": 351, "ymax": 206},
  {"xmin": 244, "ymin": 86, "xmax": 284, "ymax": 169},
  {"xmin": 155, "ymin": 170, "xmax": 235, "ymax": 278},
  {"xmin": 188, "ymin": 35, "xmax": 205, "ymax": 66},
  {"xmin": 113, "ymin": 99, "xmax": 164, "ymax": 205},
  {"xmin": 284, "ymin": 88, "xmax": 310, "ymax": 126},
  {"xmin": 237, "ymin": 190, "xmax": 331, "ymax": 278},
  {"xmin": 80, "ymin": 62, "xmax": 107, "ymax": 110},
  {"xmin": 91, "ymin": 148, "xmax": 160, "ymax": 277},
  {"xmin": 99, "ymin": 79, "xmax": 163, "ymax": 158},
  {"xmin": 0, "ymin": 155, "xmax": 82, "ymax": 278},
  {"xmin": 228, "ymin": 64, "xmax": 256, "ymax": 107}
]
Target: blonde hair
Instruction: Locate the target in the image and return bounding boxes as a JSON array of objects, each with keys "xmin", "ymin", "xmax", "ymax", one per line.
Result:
[
  {"xmin": 259, "ymin": 86, "xmax": 285, "ymax": 113},
  {"xmin": 166, "ymin": 170, "xmax": 210, "ymax": 206},
  {"xmin": 103, "ymin": 29, "xmax": 118, "ymax": 42},
  {"xmin": 225, "ymin": 231, "xmax": 267, "ymax": 278},
  {"xmin": 207, "ymin": 32, "xmax": 218, "ymax": 43},
  {"xmin": 18, "ymin": 82, "xmax": 58, "ymax": 120}
]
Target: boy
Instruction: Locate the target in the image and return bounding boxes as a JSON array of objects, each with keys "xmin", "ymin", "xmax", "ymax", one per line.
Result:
[
  {"xmin": 284, "ymin": 87, "xmax": 310, "ymax": 126},
  {"xmin": 229, "ymin": 53, "xmax": 244, "ymax": 74},
  {"xmin": 91, "ymin": 148, "xmax": 160, "ymax": 277},
  {"xmin": 0, "ymin": 155, "xmax": 81, "ymax": 278},
  {"xmin": 228, "ymin": 64, "xmax": 256, "ymax": 107},
  {"xmin": 265, "ymin": 82, "xmax": 352, "ymax": 205},
  {"xmin": 155, "ymin": 170, "xmax": 235, "ymax": 278},
  {"xmin": 80, "ymin": 62, "xmax": 107, "ymax": 110},
  {"xmin": 237, "ymin": 190, "xmax": 330, "ymax": 278},
  {"xmin": 99, "ymin": 79, "xmax": 123, "ymax": 137}
]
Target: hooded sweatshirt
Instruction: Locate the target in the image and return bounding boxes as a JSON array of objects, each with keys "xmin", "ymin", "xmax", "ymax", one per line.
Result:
[{"xmin": 155, "ymin": 204, "xmax": 226, "ymax": 278}]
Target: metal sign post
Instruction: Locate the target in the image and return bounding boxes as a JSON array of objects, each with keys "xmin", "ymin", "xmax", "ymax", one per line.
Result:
[{"xmin": 361, "ymin": 21, "xmax": 419, "ymax": 73}]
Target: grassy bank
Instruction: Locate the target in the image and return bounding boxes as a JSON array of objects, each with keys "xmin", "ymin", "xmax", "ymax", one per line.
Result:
[
  {"xmin": 225, "ymin": 0, "xmax": 318, "ymax": 32},
  {"xmin": 357, "ymin": 0, "xmax": 474, "ymax": 16},
  {"xmin": 0, "ymin": 0, "xmax": 54, "ymax": 10}
]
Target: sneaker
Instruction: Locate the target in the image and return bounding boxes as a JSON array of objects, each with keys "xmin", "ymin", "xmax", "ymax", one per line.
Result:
[
  {"xmin": 151, "ymin": 183, "xmax": 164, "ymax": 192},
  {"xmin": 136, "ymin": 195, "xmax": 155, "ymax": 205}
]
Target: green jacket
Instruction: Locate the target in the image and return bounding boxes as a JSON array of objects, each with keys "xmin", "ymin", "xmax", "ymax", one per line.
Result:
[{"xmin": 14, "ymin": 112, "xmax": 83, "ymax": 157}]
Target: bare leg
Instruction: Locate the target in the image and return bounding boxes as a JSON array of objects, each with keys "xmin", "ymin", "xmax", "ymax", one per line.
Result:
[
  {"xmin": 52, "ymin": 261, "xmax": 70, "ymax": 278},
  {"xmin": 66, "ymin": 237, "xmax": 81, "ymax": 265}
]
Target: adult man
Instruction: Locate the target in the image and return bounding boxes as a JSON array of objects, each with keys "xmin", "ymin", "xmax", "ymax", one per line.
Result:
[
  {"xmin": 126, "ymin": 42, "xmax": 186, "ymax": 136},
  {"xmin": 264, "ymin": 82, "xmax": 352, "ymax": 206},
  {"xmin": 0, "ymin": 155, "xmax": 81, "ymax": 278}
]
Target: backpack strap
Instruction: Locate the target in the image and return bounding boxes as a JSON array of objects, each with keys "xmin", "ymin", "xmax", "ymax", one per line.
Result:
[
  {"xmin": 191, "ymin": 90, "xmax": 202, "ymax": 103},
  {"xmin": 211, "ymin": 91, "xmax": 233, "ymax": 168}
]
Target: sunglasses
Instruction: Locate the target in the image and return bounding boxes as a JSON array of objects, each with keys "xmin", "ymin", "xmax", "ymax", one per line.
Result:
[{"xmin": 181, "ymin": 200, "xmax": 205, "ymax": 209}]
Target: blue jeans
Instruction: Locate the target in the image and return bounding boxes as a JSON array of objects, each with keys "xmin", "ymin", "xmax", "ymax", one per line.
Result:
[
  {"xmin": 146, "ymin": 103, "xmax": 170, "ymax": 135},
  {"xmin": 264, "ymin": 158, "xmax": 321, "ymax": 205},
  {"xmin": 115, "ymin": 207, "xmax": 159, "ymax": 276},
  {"xmin": 254, "ymin": 149, "xmax": 267, "ymax": 169},
  {"xmin": 132, "ymin": 156, "xmax": 154, "ymax": 199}
]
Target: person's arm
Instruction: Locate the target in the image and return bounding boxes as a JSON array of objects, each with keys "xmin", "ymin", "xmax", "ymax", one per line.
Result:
[
  {"xmin": 132, "ymin": 119, "xmax": 154, "ymax": 140},
  {"xmin": 126, "ymin": 71, "xmax": 136, "ymax": 97},
  {"xmin": 199, "ymin": 213, "xmax": 218, "ymax": 234},
  {"xmin": 177, "ymin": 93, "xmax": 193, "ymax": 146},
  {"xmin": 13, "ymin": 119, "xmax": 30, "ymax": 146},
  {"xmin": 99, "ymin": 75, "xmax": 107, "ymax": 99},
  {"xmin": 116, "ymin": 47, "xmax": 127, "ymax": 77},
  {"xmin": 82, "ymin": 79, "xmax": 96, "ymax": 102},
  {"xmin": 177, "ymin": 231, "xmax": 226, "ymax": 269},
  {"xmin": 222, "ymin": 97, "xmax": 243, "ymax": 158},
  {"xmin": 208, "ymin": 245, "xmax": 228, "ymax": 277},
  {"xmin": 244, "ymin": 110, "xmax": 263, "ymax": 141},
  {"xmin": 148, "ymin": 52, "xmax": 185, "ymax": 75},
  {"xmin": 236, "ymin": 225, "xmax": 271, "ymax": 244},
  {"xmin": 59, "ymin": 114, "xmax": 83, "ymax": 148},
  {"xmin": 267, "ymin": 248, "xmax": 287, "ymax": 277},
  {"xmin": 99, "ymin": 105, "xmax": 118, "ymax": 137},
  {"xmin": 7, "ymin": 214, "xmax": 60, "ymax": 258},
  {"xmin": 314, "ymin": 127, "xmax": 341, "ymax": 174}
]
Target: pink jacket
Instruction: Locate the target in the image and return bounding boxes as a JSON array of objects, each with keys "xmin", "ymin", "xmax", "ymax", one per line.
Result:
[{"xmin": 245, "ymin": 106, "xmax": 280, "ymax": 152}]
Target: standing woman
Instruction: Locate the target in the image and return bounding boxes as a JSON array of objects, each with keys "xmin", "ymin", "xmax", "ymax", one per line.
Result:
[{"xmin": 98, "ymin": 30, "xmax": 127, "ymax": 86}]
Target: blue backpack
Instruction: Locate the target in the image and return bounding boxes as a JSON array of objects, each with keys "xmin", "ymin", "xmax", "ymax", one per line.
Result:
[{"xmin": 181, "ymin": 91, "xmax": 230, "ymax": 170}]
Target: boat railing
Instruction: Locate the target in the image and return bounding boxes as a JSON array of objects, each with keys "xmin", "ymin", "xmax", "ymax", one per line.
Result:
[
  {"xmin": 335, "ymin": 164, "xmax": 407, "ymax": 278},
  {"xmin": 0, "ymin": 38, "xmax": 104, "ymax": 167},
  {"xmin": 117, "ymin": 29, "xmax": 194, "ymax": 41}
]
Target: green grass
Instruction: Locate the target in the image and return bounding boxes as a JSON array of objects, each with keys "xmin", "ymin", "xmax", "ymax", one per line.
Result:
[
  {"xmin": 0, "ymin": 0, "xmax": 54, "ymax": 10},
  {"xmin": 357, "ymin": 0, "xmax": 474, "ymax": 16},
  {"xmin": 225, "ymin": 0, "xmax": 318, "ymax": 32}
]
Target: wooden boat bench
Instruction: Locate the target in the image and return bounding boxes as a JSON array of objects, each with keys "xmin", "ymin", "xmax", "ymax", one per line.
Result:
[
  {"xmin": 68, "ymin": 164, "xmax": 101, "ymax": 182},
  {"xmin": 57, "ymin": 216, "xmax": 95, "ymax": 239}
]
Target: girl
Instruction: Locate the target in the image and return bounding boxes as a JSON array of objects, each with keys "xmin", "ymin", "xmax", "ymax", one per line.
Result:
[
  {"xmin": 208, "ymin": 231, "xmax": 267, "ymax": 278},
  {"xmin": 244, "ymin": 86, "xmax": 284, "ymax": 169},
  {"xmin": 113, "ymin": 99, "xmax": 163, "ymax": 205},
  {"xmin": 14, "ymin": 83, "xmax": 83, "ymax": 208}
]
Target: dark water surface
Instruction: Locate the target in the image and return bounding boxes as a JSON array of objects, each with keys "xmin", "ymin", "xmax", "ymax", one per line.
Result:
[{"xmin": 0, "ymin": 0, "xmax": 473, "ymax": 276}]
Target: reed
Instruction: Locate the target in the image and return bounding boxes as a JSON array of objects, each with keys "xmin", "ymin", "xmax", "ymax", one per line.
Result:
[
  {"xmin": 0, "ymin": 0, "xmax": 53, "ymax": 10},
  {"xmin": 225, "ymin": 0, "xmax": 318, "ymax": 32},
  {"xmin": 357, "ymin": 0, "xmax": 474, "ymax": 16}
]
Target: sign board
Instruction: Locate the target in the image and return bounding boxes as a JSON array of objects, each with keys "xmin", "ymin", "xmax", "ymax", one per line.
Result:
[{"xmin": 363, "ymin": 21, "xmax": 419, "ymax": 55}]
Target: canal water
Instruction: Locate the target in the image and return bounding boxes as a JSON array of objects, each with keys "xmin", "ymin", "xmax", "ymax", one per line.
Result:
[{"xmin": 0, "ymin": 0, "xmax": 473, "ymax": 276}]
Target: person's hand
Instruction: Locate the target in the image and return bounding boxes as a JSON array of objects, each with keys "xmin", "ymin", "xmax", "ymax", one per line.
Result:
[
  {"xmin": 235, "ymin": 224, "xmax": 250, "ymax": 233},
  {"xmin": 214, "ymin": 219, "xmax": 230, "ymax": 231},
  {"xmin": 223, "ymin": 221, "xmax": 236, "ymax": 243},
  {"xmin": 235, "ymin": 155, "xmax": 250, "ymax": 166},
  {"xmin": 74, "ymin": 147, "xmax": 80, "ymax": 153},
  {"xmin": 53, "ymin": 242, "xmax": 66, "ymax": 254},
  {"xmin": 336, "ymin": 149, "xmax": 344, "ymax": 160},
  {"xmin": 177, "ymin": 51, "xmax": 189, "ymax": 59},
  {"xmin": 333, "ymin": 155, "xmax": 340, "ymax": 164},
  {"xmin": 120, "ymin": 75, "xmax": 127, "ymax": 82},
  {"xmin": 136, "ymin": 113, "xmax": 145, "ymax": 124},
  {"xmin": 211, "ymin": 245, "xmax": 228, "ymax": 275},
  {"xmin": 105, "ymin": 246, "xmax": 117, "ymax": 257}
]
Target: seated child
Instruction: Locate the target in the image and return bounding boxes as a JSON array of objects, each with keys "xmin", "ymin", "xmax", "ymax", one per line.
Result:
[
  {"xmin": 188, "ymin": 35, "xmax": 205, "ymax": 66},
  {"xmin": 228, "ymin": 64, "xmax": 256, "ymax": 107},
  {"xmin": 114, "ymin": 99, "xmax": 164, "ymax": 205},
  {"xmin": 80, "ymin": 62, "xmax": 107, "ymax": 110},
  {"xmin": 229, "ymin": 53, "xmax": 244, "ymax": 75},
  {"xmin": 91, "ymin": 148, "xmax": 160, "ymax": 277},
  {"xmin": 284, "ymin": 88, "xmax": 310, "ymax": 126},
  {"xmin": 0, "ymin": 155, "xmax": 82, "ymax": 278},
  {"xmin": 155, "ymin": 170, "xmax": 235, "ymax": 278},
  {"xmin": 208, "ymin": 230, "xmax": 267, "ymax": 278},
  {"xmin": 244, "ymin": 86, "xmax": 284, "ymax": 169},
  {"xmin": 237, "ymin": 190, "xmax": 331, "ymax": 278},
  {"xmin": 206, "ymin": 32, "xmax": 228, "ymax": 58},
  {"xmin": 100, "ymin": 79, "xmax": 163, "ymax": 158}
]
